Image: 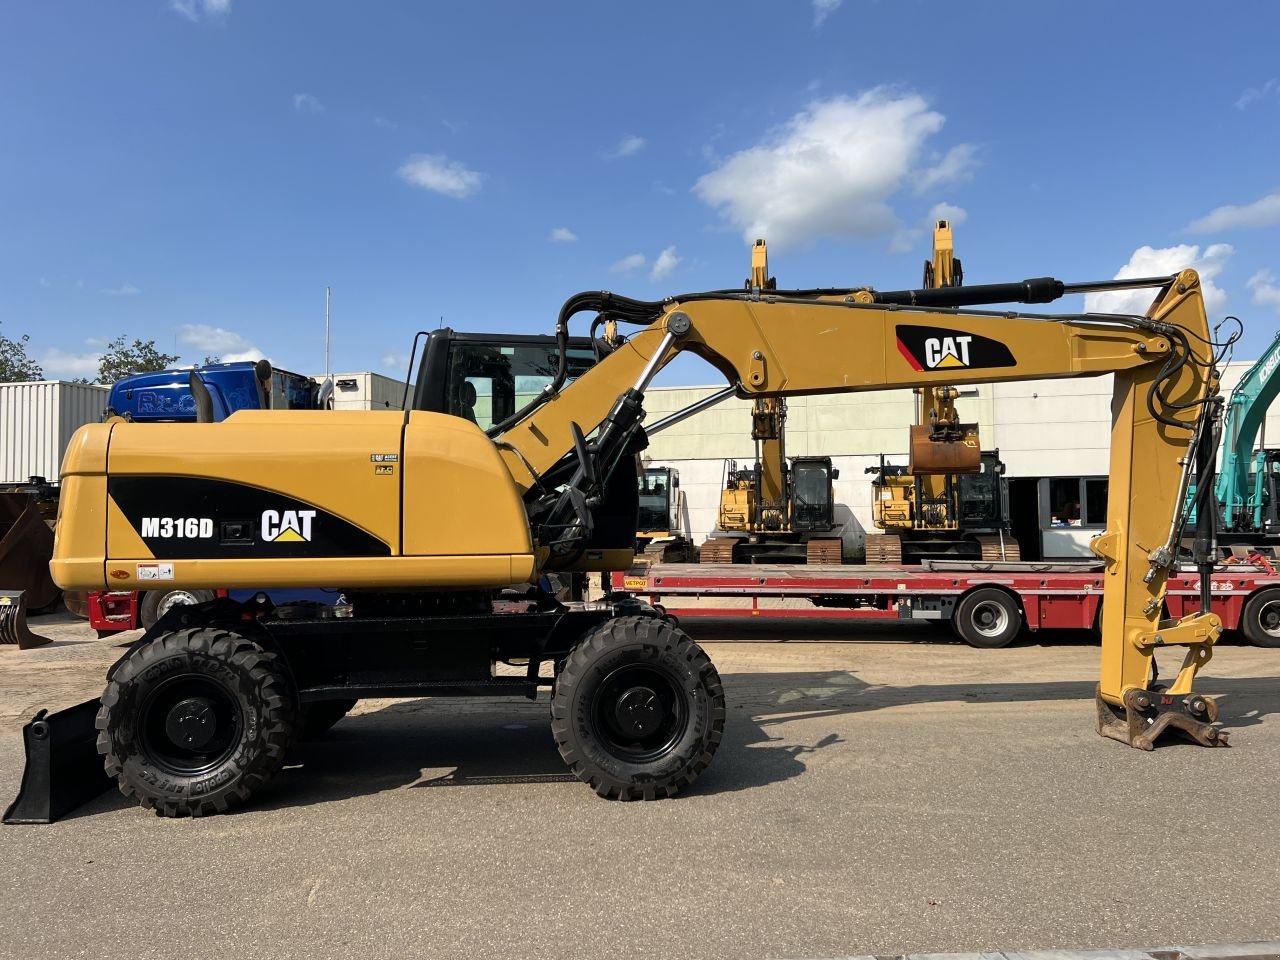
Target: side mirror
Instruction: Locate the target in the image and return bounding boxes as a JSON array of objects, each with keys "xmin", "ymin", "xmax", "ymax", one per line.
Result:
[{"xmin": 830, "ymin": 468, "xmax": 840, "ymax": 480}]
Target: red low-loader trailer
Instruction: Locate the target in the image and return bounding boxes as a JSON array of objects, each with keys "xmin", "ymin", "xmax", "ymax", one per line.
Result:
[{"xmin": 608, "ymin": 562, "xmax": 1280, "ymax": 649}]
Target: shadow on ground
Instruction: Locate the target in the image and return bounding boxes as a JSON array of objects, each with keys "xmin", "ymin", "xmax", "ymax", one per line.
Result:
[{"xmin": 225, "ymin": 668, "xmax": 1280, "ymax": 814}]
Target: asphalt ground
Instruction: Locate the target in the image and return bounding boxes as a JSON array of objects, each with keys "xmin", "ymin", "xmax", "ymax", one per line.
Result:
[{"xmin": 1, "ymin": 614, "xmax": 1278, "ymax": 960}]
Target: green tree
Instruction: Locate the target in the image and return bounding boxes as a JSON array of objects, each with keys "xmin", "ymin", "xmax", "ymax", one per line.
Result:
[
  {"xmin": 0, "ymin": 322, "xmax": 43, "ymax": 382},
  {"xmin": 95, "ymin": 336, "xmax": 179, "ymax": 384}
]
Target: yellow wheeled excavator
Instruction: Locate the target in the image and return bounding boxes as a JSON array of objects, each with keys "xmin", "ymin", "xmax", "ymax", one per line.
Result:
[
  {"xmin": 38, "ymin": 257, "xmax": 1229, "ymax": 818},
  {"xmin": 865, "ymin": 219, "xmax": 1019, "ymax": 564},
  {"xmin": 701, "ymin": 239, "xmax": 844, "ymax": 564}
]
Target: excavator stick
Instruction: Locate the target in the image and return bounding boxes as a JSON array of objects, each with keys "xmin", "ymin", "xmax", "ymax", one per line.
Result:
[{"xmin": 0, "ymin": 591, "xmax": 51, "ymax": 649}]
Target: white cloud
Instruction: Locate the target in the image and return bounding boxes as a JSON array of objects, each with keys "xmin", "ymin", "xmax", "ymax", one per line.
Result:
[
  {"xmin": 373, "ymin": 115, "xmax": 397, "ymax": 130},
  {"xmin": 381, "ymin": 350, "xmax": 412, "ymax": 372},
  {"xmin": 611, "ymin": 253, "xmax": 646, "ymax": 274},
  {"xmin": 1236, "ymin": 79, "xmax": 1279, "ymax": 110},
  {"xmin": 1185, "ymin": 191, "xmax": 1280, "ymax": 233},
  {"xmin": 549, "ymin": 227, "xmax": 578, "ymax": 243},
  {"xmin": 812, "ymin": 0, "xmax": 842, "ymax": 26},
  {"xmin": 694, "ymin": 90, "xmax": 978, "ymax": 250},
  {"xmin": 397, "ymin": 154, "xmax": 484, "ymax": 200},
  {"xmin": 1248, "ymin": 269, "xmax": 1280, "ymax": 312},
  {"xmin": 650, "ymin": 246, "xmax": 680, "ymax": 282},
  {"xmin": 604, "ymin": 135, "xmax": 646, "ymax": 159},
  {"xmin": 101, "ymin": 284, "xmax": 140, "ymax": 296},
  {"xmin": 40, "ymin": 347, "xmax": 102, "ymax": 380},
  {"xmin": 177, "ymin": 323, "xmax": 264, "ymax": 362},
  {"xmin": 293, "ymin": 93, "xmax": 324, "ymax": 114},
  {"xmin": 38, "ymin": 277, "xmax": 50, "ymax": 288},
  {"xmin": 1083, "ymin": 244, "xmax": 1232, "ymax": 317},
  {"xmin": 170, "ymin": 0, "xmax": 230, "ymax": 22},
  {"xmin": 928, "ymin": 202, "xmax": 967, "ymax": 226},
  {"xmin": 913, "ymin": 144, "xmax": 979, "ymax": 195}
]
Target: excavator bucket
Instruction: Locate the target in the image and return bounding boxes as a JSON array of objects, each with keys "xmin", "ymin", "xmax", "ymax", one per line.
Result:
[
  {"xmin": 0, "ymin": 592, "xmax": 52, "ymax": 649},
  {"xmin": 908, "ymin": 423, "xmax": 982, "ymax": 474},
  {"xmin": 0, "ymin": 492, "xmax": 59, "ymax": 612},
  {"xmin": 3, "ymin": 699, "xmax": 113, "ymax": 824}
]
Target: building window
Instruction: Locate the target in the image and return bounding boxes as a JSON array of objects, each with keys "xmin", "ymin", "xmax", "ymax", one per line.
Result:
[{"xmin": 1048, "ymin": 477, "xmax": 1107, "ymax": 527}]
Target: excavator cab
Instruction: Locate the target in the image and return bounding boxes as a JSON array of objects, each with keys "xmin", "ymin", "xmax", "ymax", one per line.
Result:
[
  {"xmin": 637, "ymin": 466, "xmax": 677, "ymax": 536},
  {"xmin": 790, "ymin": 456, "xmax": 838, "ymax": 532},
  {"xmin": 411, "ymin": 328, "xmax": 598, "ymax": 424},
  {"xmin": 954, "ymin": 452, "xmax": 1006, "ymax": 527}
]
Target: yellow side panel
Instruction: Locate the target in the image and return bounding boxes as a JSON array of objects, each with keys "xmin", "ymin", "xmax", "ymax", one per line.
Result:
[
  {"xmin": 402, "ymin": 411, "xmax": 534, "ymax": 560},
  {"xmin": 105, "ymin": 411, "xmax": 404, "ymax": 552}
]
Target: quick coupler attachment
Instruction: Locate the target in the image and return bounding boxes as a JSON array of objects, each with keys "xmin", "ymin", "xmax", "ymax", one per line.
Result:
[
  {"xmin": 0, "ymin": 591, "xmax": 51, "ymax": 649},
  {"xmin": 3, "ymin": 699, "xmax": 113, "ymax": 824},
  {"xmin": 1095, "ymin": 685, "xmax": 1229, "ymax": 750}
]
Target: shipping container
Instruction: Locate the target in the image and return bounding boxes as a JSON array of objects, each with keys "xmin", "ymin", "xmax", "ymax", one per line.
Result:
[
  {"xmin": 312, "ymin": 371, "xmax": 413, "ymax": 411},
  {"xmin": 0, "ymin": 381, "xmax": 109, "ymax": 482}
]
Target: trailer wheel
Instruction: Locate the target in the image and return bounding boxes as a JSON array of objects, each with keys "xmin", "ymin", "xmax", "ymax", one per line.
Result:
[
  {"xmin": 1242, "ymin": 589, "xmax": 1280, "ymax": 648},
  {"xmin": 140, "ymin": 588, "xmax": 216, "ymax": 630},
  {"xmin": 551, "ymin": 616, "xmax": 725, "ymax": 800},
  {"xmin": 299, "ymin": 698, "xmax": 358, "ymax": 738},
  {"xmin": 954, "ymin": 588, "xmax": 1022, "ymax": 648},
  {"xmin": 96, "ymin": 627, "xmax": 296, "ymax": 817}
]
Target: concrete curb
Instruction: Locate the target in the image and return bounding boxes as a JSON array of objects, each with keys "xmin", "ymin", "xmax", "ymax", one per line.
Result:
[{"xmin": 805, "ymin": 943, "xmax": 1280, "ymax": 960}]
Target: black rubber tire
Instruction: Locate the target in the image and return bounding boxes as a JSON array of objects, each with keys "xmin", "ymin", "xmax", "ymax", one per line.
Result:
[
  {"xmin": 551, "ymin": 616, "xmax": 725, "ymax": 800},
  {"xmin": 1242, "ymin": 588, "xmax": 1280, "ymax": 648},
  {"xmin": 953, "ymin": 588, "xmax": 1022, "ymax": 648},
  {"xmin": 139, "ymin": 589, "xmax": 217, "ymax": 630},
  {"xmin": 300, "ymin": 698, "xmax": 358, "ymax": 738},
  {"xmin": 95, "ymin": 627, "xmax": 296, "ymax": 817}
]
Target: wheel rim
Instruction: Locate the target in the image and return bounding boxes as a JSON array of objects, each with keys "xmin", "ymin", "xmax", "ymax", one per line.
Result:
[
  {"xmin": 590, "ymin": 664, "xmax": 689, "ymax": 763},
  {"xmin": 140, "ymin": 674, "xmax": 242, "ymax": 776},
  {"xmin": 970, "ymin": 600, "xmax": 1010, "ymax": 638},
  {"xmin": 156, "ymin": 590, "xmax": 203, "ymax": 620},
  {"xmin": 1258, "ymin": 599, "xmax": 1280, "ymax": 637}
]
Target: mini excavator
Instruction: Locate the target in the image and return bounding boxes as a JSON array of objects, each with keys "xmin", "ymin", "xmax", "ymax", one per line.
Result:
[{"xmin": 38, "ymin": 260, "xmax": 1228, "ymax": 817}]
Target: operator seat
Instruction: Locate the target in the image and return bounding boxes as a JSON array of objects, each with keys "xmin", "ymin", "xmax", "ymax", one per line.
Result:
[{"xmin": 457, "ymin": 381, "xmax": 478, "ymax": 424}]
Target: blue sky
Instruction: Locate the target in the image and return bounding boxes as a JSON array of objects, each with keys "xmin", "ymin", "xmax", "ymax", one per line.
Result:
[{"xmin": 3, "ymin": 0, "xmax": 1280, "ymax": 385}]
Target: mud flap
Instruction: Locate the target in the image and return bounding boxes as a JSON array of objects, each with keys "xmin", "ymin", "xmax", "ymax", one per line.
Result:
[
  {"xmin": 0, "ymin": 591, "xmax": 51, "ymax": 649},
  {"xmin": 3, "ymin": 699, "xmax": 113, "ymax": 824}
]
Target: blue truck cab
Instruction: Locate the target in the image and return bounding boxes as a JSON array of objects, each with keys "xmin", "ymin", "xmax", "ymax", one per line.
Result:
[{"xmin": 106, "ymin": 360, "xmax": 321, "ymax": 423}]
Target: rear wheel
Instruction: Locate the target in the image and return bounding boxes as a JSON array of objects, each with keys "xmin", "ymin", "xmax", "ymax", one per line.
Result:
[
  {"xmin": 954, "ymin": 588, "xmax": 1022, "ymax": 648},
  {"xmin": 1242, "ymin": 588, "xmax": 1280, "ymax": 648},
  {"xmin": 96, "ymin": 627, "xmax": 296, "ymax": 817},
  {"xmin": 140, "ymin": 589, "xmax": 216, "ymax": 630},
  {"xmin": 551, "ymin": 616, "xmax": 725, "ymax": 800}
]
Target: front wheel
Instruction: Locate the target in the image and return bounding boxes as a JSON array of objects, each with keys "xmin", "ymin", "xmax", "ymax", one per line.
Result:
[
  {"xmin": 954, "ymin": 588, "xmax": 1022, "ymax": 648},
  {"xmin": 96, "ymin": 627, "xmax": 296, "ymax": 817},
  {"xmin": 1242, "ymin": 588, "xmax": 1280, "ymax": 648},
  {"xmin": 551, "ymin": 616, "xmax": 725, "ymax": 800}
]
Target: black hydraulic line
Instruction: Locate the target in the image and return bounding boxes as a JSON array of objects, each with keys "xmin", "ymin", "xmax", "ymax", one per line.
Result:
[
  {"xmin": 870, "ymin": 277, "xmax": 1067, "ymax": 308},
  {"xmin": 1193, "ymin": 400, "xmax": 1223, "ymax": 613}
]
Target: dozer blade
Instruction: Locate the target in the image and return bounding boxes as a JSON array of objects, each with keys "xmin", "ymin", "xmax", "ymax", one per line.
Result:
[
  {"xmin": 0, "ymin": 591, "xmax": 51, "ymax": 649},
  {"xmin": 3, "ymin": 699, "xmax": 113, "ymax": 824},
  {"xmin": 908, "ymin": 424, "xmax": 981, "ymax": 474}
]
